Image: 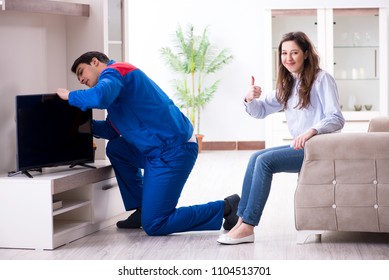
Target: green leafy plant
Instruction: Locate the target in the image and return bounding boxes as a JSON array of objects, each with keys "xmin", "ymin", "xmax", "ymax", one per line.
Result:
[{"xmin": 160, "ymin": 24, "xmax": 233, "ymax": 134}]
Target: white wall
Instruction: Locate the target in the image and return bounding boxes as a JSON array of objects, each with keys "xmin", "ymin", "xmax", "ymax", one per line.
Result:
[
  {"xmin": 126, "ymin": 0, "xmax": 389, "ymax": 141},
  {"xmin": 0, "ymin": 0, "xmax": 105, "ymax": 174},
  {"xmin": 127, "ymin": 0, "xmax": 264, "ymax": 141},
  {"xmin": 0, "ymin": 11, "xmax": 68, "ymax": 174}
]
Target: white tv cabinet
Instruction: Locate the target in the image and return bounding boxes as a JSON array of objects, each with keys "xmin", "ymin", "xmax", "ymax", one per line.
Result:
[{"xmin": 0, "ymin": 160, "xmax": 126, "ymax": 250}]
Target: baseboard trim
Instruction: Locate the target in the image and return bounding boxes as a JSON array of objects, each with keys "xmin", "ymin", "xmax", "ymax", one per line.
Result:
[{"xmin": 202, "ymin": 141, "xmax": 265, "ymax": 151}]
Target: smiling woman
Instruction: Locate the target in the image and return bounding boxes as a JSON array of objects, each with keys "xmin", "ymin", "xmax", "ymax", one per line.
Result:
[
  {"xmin": 281, "ymin": 41, "xmax": 306, "ymax": 74},
  {"xmin": 276, "ymin": 32, "xmax": 320, "ymax": 110},
  {"xmin": 217, "ymin": 31, "xmax": 344, "ymax": 245}
]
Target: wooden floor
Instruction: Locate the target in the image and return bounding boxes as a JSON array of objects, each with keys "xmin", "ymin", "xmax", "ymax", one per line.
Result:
[{"xmin": 1, "ymin": 150, "xmax": 389, "ymax": 260}]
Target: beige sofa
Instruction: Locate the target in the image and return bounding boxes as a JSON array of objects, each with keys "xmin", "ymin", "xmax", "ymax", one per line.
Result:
[{"xmin": 294, "ymin": 116, "xmax": 389, "ymax": 244}]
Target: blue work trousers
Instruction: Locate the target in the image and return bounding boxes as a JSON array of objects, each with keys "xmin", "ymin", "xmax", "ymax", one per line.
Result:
[
  {"xmin": 106, "ymin": 137, "xmax": 224, "ymax": 236},
  {"xmin": 237, "ymin": 145, "xmax": 304, "ymax": 226}
]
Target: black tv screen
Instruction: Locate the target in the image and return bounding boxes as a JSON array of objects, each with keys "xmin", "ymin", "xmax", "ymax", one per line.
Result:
[{"xmin": 14, "ymin": 93, "xmax": 94, "ymax": 177}]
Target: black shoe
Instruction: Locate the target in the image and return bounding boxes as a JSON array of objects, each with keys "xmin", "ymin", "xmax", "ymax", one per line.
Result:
[
  {"xmin": 223, "ymin": 194, "xmax": 240, "ymax": 230},
  {"xmin": 116, "ymin": 208, "xmax": 142, "ymax": 229}
]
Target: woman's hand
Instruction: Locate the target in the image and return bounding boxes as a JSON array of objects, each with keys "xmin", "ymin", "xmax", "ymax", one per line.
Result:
[
  {"xmin": 57, "ymin": 88, "xmax": 70, "ymax": 100},
  {"xmin": 291, "ymin": 128, "xmax": 318, "ymax": 150},
  {"xmin": 244, "ymin": 76, "xmax": 262, "ymax": 103}
]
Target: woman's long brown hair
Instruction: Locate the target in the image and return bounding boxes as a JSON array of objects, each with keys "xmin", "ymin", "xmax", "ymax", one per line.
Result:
[{"xmin": 276, "ymin": 31, "xmax": 321, "ymax": 109}]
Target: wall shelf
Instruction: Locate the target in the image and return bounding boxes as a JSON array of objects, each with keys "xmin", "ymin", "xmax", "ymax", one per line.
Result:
[{"xmin": 2, "ymin": 0, "xmax": 89, "ymax": 17}]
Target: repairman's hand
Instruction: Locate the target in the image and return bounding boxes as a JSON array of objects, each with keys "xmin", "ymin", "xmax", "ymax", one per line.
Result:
[{"xmin": 57, "ymin": 88, "xmax": 70, "ymax": 100}]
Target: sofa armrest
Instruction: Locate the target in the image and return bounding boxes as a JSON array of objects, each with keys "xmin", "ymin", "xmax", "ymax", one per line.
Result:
[
  {"xmin": 368, "ymin": 116, "xmax": 389, "ymax": 132},
  {"xmin": 303, "ymin": 132, "xmax": 389, "ymax": 161}
]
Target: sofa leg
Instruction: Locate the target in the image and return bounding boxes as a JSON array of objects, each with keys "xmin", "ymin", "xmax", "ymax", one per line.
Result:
[{"xmin": 296, "ymin": 230, "xmax": 323, "ymax": 244}]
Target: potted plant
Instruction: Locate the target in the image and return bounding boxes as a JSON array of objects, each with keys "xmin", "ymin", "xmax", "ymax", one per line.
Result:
[{"xmin": 160, "ymin": 24, "xmax": 233, "ymax": 152}]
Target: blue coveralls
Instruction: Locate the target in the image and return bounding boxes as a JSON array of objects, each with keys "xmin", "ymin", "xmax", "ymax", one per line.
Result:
[{"xmin": 68, "ymin": 61, "xmax": 224, "ymax": 235}]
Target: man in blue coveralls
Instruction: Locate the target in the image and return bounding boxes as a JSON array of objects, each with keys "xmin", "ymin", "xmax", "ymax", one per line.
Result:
[{"xmin": 57, "ymin": 51, "xmax": 239, "ymax": 236}]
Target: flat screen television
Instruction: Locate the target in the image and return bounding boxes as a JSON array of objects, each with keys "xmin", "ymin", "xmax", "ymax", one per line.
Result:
[{"xmin": 10, "ymin": 93, "xmax": 94, "ymax": 178}]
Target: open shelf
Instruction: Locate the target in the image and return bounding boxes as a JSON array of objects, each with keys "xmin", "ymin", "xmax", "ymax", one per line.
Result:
[
  {"xmin": 2, "ymin": 0, "xmax": 89, "ymax": 17},
  {"xmin": 53, "ymin": 220, "xmax": 91, "ymax": 236},
  {"xmin": 53, "ymin": 200, "xmax": 91, "ymax": 216}
]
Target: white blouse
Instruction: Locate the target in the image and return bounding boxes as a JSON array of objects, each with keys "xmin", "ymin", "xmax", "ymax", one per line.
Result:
[{"xmin": 244, "ymin": 70, "xmax": 345, "ymax": 138}]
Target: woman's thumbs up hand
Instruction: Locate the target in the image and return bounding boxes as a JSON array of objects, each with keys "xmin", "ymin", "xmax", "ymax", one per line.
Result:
[{"xmin": 245, "ymin": 76, "xmax": 261, "ymax": 103}]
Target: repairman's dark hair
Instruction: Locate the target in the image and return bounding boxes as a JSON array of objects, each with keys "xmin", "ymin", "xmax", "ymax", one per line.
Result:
[{"xmin": 71, "ymin": 51, "xmax": 110, "ymax": 73}]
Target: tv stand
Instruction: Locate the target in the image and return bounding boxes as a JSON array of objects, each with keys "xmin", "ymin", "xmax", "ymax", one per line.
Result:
[
  {"xmin": 0, "ymin": 160, "xmax": 126, "ymax": 250},
  {"xmin": 69, "ymin": 162, "xmax": 97, "ymax": 169},
  {"xmin": 7, "ymin": 168, "xmax": 43, "ymax": 178},
  {"xmin": 8, "ymin": 163, "xmax": 98, "ymax": 178}
]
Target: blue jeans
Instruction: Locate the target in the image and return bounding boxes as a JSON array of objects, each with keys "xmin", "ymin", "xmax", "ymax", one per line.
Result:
[
  {"xmin": 106, "ymin": 137, "xmax": 224, "ymax": 236},
  {"xmin": 237, "ymin": 145, "xmax": 304, "ymax": 226}
]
